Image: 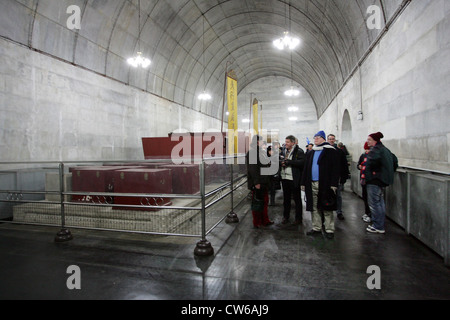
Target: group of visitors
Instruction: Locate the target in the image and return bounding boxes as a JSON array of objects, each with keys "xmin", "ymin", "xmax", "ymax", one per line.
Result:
[{"xmin": 246, "ymin": 130, "xmax": 398, "ymax": 238}]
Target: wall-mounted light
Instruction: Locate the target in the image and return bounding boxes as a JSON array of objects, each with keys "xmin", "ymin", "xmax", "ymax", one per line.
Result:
[
  {"xmin": 289, "ymin": 117, "xmax": 298, "ymax": 121},
  {"xmin": 357, "ymin": 111, "xmax": 364, "ymax": 121},
  {"xmin": 288, "ymin": 106, "xmax": 299, "ymax": 112},
  {"xmin": 242, "ymin": 119, "xmax": 250, "ymax": 123}
]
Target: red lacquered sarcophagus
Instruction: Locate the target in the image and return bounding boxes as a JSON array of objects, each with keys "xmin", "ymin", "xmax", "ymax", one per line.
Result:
[
  {"xmin": 70, "ymin": 166, "xmax": 121, "ymax": 203},
  {"xmin": 160, "ymin": 164, "xmax": 200, "ymax": 194},
  {"xmin": 113, "ymin": 168, "xmax": 172, "ymax": 210}
]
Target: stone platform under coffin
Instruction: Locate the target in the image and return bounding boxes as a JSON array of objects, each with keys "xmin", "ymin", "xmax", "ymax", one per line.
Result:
[
  {"xmin": 12, "ymin": 179, "xmax": 248, "ymax": 235},
  {"xmin": 12, "ymin": 196, "xmax": 202, "ymax": 234}
]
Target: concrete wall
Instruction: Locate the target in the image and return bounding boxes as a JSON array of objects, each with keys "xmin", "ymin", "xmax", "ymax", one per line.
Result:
[
  {"xmin": 0, "ymin": 37, "xmax": 222, "ymax": 162},
  {"xmin": 384, "ymin": 170, "xmax": 450, "ymax": 266},
  {"xmin": 319, "ymin": 0, "xmax": 450, "ymax": 174},
  {"xmin": 237, "ymin": 76, "xmax": 319, "ymax": 147},
  {"xmin": 351, "ymin": 164, "xmax": 449, "ymax": 266},
  {"xmin": 321, "ymin": 0, "xmax": 449, "ymax": 265},
  {"xmin": 0, "ymin": 168, "xmax": 52, "ymax": 219}
]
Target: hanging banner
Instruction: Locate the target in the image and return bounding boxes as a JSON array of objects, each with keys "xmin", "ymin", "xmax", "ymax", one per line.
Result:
[
  {"xmin": 227, "ymin": 70, "xmax": 238, "ymax": 155},
  {"xmin": 252, "ymin": 98, "xmax": 259, "ymax": 135},
  {"xmin": 260, "ymin": 104, "xmax": 263, "ymax": 133}
]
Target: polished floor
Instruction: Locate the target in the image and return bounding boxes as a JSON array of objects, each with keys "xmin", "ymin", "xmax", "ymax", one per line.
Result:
[{"xmin": 0, "ymin": 189, "xmax": 449, "ymax": 300}]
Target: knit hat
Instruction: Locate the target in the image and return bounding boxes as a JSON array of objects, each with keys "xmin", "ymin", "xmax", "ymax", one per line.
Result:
[
  {"xmin": 369, "ymin": 132, "xmax": 384, "ymax": 142},
  {"xmin": 364, "ymin": 142, "xmax": 370, "ymax": 150},
  {"xmin": 314, "ymin": 130, "xmax": 326, "ymax": 140}
]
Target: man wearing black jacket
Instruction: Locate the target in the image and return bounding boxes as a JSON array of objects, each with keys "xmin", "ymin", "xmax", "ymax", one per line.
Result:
[
  {"xmin": 280, "ymin": 135, "xmax": 306, "ymax": 224},
  {"xmin": 327, "ymin": 134, "xmax": 350, "ymax": 220},
  {"xmin": 301, "ymin": 131, "xmax": 340, "ymax": 239}
]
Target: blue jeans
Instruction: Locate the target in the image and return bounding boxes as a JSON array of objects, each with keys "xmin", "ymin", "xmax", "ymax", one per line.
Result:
[{"xmin": 367, "ymin": 184, "xmax": 386, "ymax": 230}]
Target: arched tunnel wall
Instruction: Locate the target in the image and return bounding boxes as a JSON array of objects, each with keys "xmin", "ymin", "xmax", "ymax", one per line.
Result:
[
  {"xmin": 0, "ymin": 0, "xmax": 447, "ymax": 171},
  {"xmin": 319, "ymin": 0, "xmax": 449, "ymax": 174},
  {"xmin": 316, "ymin": 0, "xmax": 449, "ymax": 264},
  {"xmin": 0, "ymin": 37, "xmax": 222, "ymax": 161}
]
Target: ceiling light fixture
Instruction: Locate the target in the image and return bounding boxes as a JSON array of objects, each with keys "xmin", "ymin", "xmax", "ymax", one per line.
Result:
[
  {"xmin": 127, "ymin": 52, "xmax": 151, "ymax": 69},
  {"xmin": 273, "ymin": 1, "xmax": 300, "ymax": 51},
  {"xmin": 198, "ymin": 14, "xmax": 212, "ymax": 101},
  {"xmin": 285, "ymin": 87, "xmax": 300, "ymax": 97},
  {"xmin": 273, "ymin": 31, "xmax": 300, "ymax": 51},
  {"xmin": 198, "ymin": 92, "xmax": 212, "ymax": 100},
  {"xmin": 127, "ymin": 0, "xmax": 151, "ymax": 69},
  {"xmin": 288, "ymin": 106, "xmax": 299, "ymax": 112}
]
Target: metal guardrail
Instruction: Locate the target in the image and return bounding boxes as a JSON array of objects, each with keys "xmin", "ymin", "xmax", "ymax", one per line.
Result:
[
  {"xmin": 397, "ymin": 165, "xmax": 449, "ymax": 176},
  {"xmin": 0, "ymin": 156, "xmax": 249, "ymax": 256}
]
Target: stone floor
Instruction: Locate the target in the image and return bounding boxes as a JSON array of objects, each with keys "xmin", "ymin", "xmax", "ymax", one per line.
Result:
[{"xmin": 0, "ymin": 190, "xmax": 449, "ymax": 301}]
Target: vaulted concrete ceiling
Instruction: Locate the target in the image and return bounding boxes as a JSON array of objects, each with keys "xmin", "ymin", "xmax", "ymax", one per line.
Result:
[{"xmin": 0, "ymin": 0, "xmax": 406, "ymax": 119}]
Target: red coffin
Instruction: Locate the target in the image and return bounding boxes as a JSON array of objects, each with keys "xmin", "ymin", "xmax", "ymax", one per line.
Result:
[
  {"xmin": 70, "ymin": 166, "xmax": 124, "ymax": 203},
  {"xmin": 160, "ymin": 164, "xmax": 200, "ymax": 194},
  {"xmin": 113, "ymin": 168, "xmax": 172, "ymax": 211}
]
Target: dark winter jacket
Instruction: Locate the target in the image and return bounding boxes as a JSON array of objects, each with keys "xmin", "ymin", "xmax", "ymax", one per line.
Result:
[
  {"xmin": 301, "ymin": 143, "xmax": 340, "ymax": 211},
  {"xmin": 334, "ymin": 145, "xmax": 350, "ymax": 185},
  {"xmin": 281, "ymin": 145, "xmax": 306, "ymax": 188},
  {"xmin": 365, "ymin": 142, "xmax": 398, "ymax": 187},
  {"xmin": 246, "ymin": 146, "xmax": 271, "ymax": 191}
]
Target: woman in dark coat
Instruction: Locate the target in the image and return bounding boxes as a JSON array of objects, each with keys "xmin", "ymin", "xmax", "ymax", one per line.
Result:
[
  {"xmin": 267, "ymin": 142, "xmax": 282, "ymax": 206},
  {"xmin": 246, "ymin": 135, "xmax": 274, "ymax": 228},
  {"xmin": 301, "ymin": 131, "xmax": 340, "ymax": 238}
]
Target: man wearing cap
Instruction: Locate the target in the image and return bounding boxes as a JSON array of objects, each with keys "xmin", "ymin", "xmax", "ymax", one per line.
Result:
[
  {"xmin": 365, "ymin": 132, "xmax": 398, "ymax": 234},
  {"xmin": 301, "ymin": 131, "xmax": 340, "ymax": 239}
]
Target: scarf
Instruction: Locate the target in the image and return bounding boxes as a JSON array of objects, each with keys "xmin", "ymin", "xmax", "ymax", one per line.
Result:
[{"xmin": 312, "ymin": 142, "xmax": 335, "ymax": 151}]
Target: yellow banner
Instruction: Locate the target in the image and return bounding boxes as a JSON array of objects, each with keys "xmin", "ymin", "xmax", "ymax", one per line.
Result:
[
  {"xmin": 260, "ymin": 104, "xmax": 263, "ymax": 132},
  {"xmin": 227, "ymin": 72, "xmax": 238, "ymax": 154},
  {"xmin": 252, "ymin": 98, "xmax": 259, "ymax": 134}
]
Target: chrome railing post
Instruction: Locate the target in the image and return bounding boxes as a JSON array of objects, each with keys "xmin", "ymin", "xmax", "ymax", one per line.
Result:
[
  {"xmin": 55, "ymin": 162, "xmax": 73, "ymax": 242},
  {"xmin": 194, "ymin": 159, "xmax": 214, "ymax": 256},
  {"xmin": 225, "ymin": 158, "xmax": 239, "ymax": 223}
]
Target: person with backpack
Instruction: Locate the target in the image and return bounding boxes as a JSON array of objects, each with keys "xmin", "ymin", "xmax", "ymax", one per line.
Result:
[{"xmin": 365, "ymin": 132, "xmax": 398, "ymax": 234}]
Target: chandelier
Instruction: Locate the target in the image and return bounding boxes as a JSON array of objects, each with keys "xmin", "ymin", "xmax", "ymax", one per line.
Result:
[
  {"xmin": 127, "ymin": 0, "xmax": 151, "ymax": 69},
  {"xmin": 127, "ymin": 52, "xmax": 151, "ymax": 69},
  {"xmin": 285, "ymin": 86, "xmax": 300, "ymax": 97},
  {"xmin": 198, "ymin": 91, "xmax": 212, "ymax": 100},
  {"xmin": 198, "ymin": 14, "xmax": 212, "ymax": 101},
  {"xmin": 273, "ymin": 1, "xmax": 300, "ymax": 51},
  {"xmin": 273, "ymin": 31, "xmax": 300, "ymax": 50}
]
